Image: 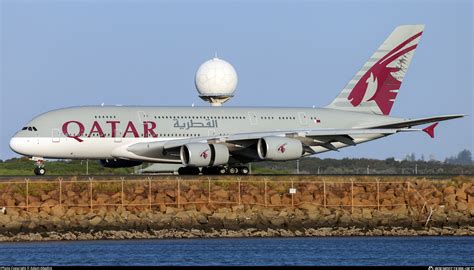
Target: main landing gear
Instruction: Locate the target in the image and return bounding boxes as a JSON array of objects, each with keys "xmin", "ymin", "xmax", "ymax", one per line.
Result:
[
  {"xmin": 33, "ymin": 159, "xmax": 46, "ymax": 176},
  {"xmin": 178, "ymin": 165, "xmax": 250, "ymax": 175}
]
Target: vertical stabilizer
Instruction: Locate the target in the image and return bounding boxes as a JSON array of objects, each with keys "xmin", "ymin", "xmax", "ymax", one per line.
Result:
[{"xmin": 326, "ymin": 25, "xmax": 424, "ymax": 115}]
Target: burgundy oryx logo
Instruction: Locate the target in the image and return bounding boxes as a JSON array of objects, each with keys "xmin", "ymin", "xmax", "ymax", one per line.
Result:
[
  {"xmin": 347, "ymin": 31, "xmax": 422, "ymax": 115},
  {"xmin": 277, "ymin": 143, "xmax": 287, "ymax": 153},
  {"xmin": 200, "ymin": 149, "xmax": 209, "ymax": 159}
]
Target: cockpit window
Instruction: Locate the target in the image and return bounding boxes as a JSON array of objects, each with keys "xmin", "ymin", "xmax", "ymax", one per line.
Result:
[{"xmin": 22, "ymin": 126, "xmax": 38, "ymax": 132}]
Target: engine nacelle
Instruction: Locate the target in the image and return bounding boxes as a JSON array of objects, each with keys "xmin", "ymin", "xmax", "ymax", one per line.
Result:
[
  {"xmin": 100, "ymin": 159, "xmax": 143, "ymax": 168},
  {"xmin": 180, "ymin": 143, "xmax": 229, "ymax": 167},
  {"xmin": 257, "ymin": 137, "xmax": 304, "ymax": 161}
]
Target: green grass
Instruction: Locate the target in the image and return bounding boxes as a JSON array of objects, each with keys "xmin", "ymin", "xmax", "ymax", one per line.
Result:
[{"xmin": 0, "ymin": 158, "xmax": 135, "ymax": 176}]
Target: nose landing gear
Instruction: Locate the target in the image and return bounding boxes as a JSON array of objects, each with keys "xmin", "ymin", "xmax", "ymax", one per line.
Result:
[{"xmin": 33, "ymin": 158, "xmax": 46, "ymax": 176}]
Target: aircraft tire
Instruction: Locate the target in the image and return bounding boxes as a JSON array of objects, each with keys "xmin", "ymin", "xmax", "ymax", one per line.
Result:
[
  {"xmin": 229, "ymin": 167, "xmax": 239, "ymax": 174},
  {"xmin": 239, "ymin": 166, "xmax": 249, "ymax": 175},
  {"xmin": 34, "ymin": 167, "xmax": 46, "ymax": 176}
]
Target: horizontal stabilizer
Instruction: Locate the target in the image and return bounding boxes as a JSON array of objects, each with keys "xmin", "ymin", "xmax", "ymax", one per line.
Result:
[{"xmin": 422, "ymin": 122, "xmax": 438, "ymax": 138}]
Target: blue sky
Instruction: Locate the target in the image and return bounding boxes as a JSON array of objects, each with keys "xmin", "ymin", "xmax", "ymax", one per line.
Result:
[{"xmin": 1, "ymin": 0, "xmax": 472, "ymax": 161}]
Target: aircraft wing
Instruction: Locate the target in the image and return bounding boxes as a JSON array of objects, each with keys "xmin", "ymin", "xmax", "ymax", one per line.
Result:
[{"xmin": 120, "ymin": 128, "xmax": 404, "ymax": 161}]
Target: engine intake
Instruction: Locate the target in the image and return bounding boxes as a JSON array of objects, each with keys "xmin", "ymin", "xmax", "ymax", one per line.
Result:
[
  {"xmin": 257, "ymin": 137, "xmax": 304, "ymax": 161},
  {"xmin": 180, "ymin": 143, "xmax": 229, "ymax": 167}
]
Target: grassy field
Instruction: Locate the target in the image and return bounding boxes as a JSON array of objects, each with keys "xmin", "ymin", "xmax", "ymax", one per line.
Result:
[{"xmin": 0, "ymin": 158, "xmax": 134, "ymax": 176}]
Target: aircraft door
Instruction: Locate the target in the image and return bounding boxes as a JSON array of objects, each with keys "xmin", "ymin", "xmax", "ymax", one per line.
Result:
[
  {"xmin": 138, "ymin": 111, "xmax": 148, "ymax": 122},
  {"xmin": 52, "ymin": 128, "xmax": 61, "ymax": 143},
  {"xmin": 208, "ymin": 129, "xmax": 216, "ymax": 136},
  {"xmin": 115, "ymin": 129, "xmax": 122, "ymax": 143},
  {"xmin": 298, "ymin": 112, "xmax": 308, "ymax": 126},
  {"xmin": 248, "ymin": 112, "xmax": 258, "ymax": 125}
]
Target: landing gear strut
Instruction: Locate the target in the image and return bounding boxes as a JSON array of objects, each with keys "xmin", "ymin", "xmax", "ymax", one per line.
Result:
[{"xmin": 33, "ymin": 159, "xmax": 46, "ymax": 176}]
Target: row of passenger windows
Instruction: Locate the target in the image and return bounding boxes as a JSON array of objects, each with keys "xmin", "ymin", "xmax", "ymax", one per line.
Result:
[
  {"xmin": 92, "ymin": 115, "xmax": 320, "ymax": 121},
  {"xmin": 94, "ymin": 115, "xmax": 117, "ymax": 119},
  {"xmin": 154, "ymin": 115, "xmax": 246, "ymax": 120},
  {"xmin": 87, "ymin": 133, "xmax": 203, "ymax": 137}
]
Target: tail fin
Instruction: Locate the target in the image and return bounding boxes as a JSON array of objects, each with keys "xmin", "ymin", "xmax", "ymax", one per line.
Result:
[{"xmin": 326, "ymin": 25, "xmax": 425, "ymax": 115}]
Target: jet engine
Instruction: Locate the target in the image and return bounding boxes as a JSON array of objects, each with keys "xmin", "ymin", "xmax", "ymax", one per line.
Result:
[
  {"xmin": 257, "ymin": 137, "xmax": 304, "ymax": 161},
  {"xmin": 100, "ymin": 159, "xmax": 143, "ymax": 168},
  {"xmin": 180, "ymin": 143, "xmax": 229, "ymax": 167}
]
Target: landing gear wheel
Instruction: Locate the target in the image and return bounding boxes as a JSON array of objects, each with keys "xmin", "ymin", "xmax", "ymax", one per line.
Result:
[
  {"xmin": 34, "ymin": 167, "xmax": 46, "ymax": 176},
  {"xmin": 218, "ymin": 167, "xmax": 228, "ymax": 175},
  {"xmin": 229, "ymin": 167, "xmax": 239, "ymax": 174},
  {"xmin": 239, "ymin": 166, "xmax": 249, "ymax": 175}
]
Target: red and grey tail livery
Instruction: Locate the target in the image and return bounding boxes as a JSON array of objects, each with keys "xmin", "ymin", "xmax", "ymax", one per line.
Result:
[{"xmin": 326, "ymin": 25, "xmax": 425, "ymax": 115}]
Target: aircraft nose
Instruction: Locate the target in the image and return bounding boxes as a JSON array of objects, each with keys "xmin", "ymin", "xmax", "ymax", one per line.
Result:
[{"xmin": 9, "ymin": 136, "xmax": 24, "ymax": 155}]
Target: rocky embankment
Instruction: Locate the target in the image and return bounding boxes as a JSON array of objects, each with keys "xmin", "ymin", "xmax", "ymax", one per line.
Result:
[{"xmin": 0, "ymin": 176, "xmax": 472, "ymax": 241}]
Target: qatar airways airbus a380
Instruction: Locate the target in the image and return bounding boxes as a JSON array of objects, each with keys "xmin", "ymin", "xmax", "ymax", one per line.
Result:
[{"xmin": 9, "ymin": 25, "xmax": 464, "ymax": 175}]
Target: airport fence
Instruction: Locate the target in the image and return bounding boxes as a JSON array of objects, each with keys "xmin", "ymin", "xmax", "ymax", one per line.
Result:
[{"xmin": 0, "ymin": 176, "xmax": 433, "ymax": 216}]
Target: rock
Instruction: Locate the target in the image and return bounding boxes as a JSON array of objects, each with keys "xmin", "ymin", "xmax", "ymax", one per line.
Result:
[
  {"xmin": 362, "ymin": 208, "xmax": 372, "ymax": 219},
  {"xmin": 199, "ymin": 205, "xmax": 212, "ymax": 215},
  {"xmin": 165, "ymin": 189, "xmax": 176, "ymax": 198},
  {"xmin": 175, "ymin": 211, "xmax": 192, "ymax": 224},
  {"xmin": 7, "ymin": 208, "xmax": 20, "ymax": 217},
  {"xmin": 444, "ymin": 194, "xmax": 457, "ymax": 207},
  {"xmin": 444, "ymin": 185, "xmax": 456, "ymax": 194},
  {"xmin": 261, "ymin": 208, "xmax": 278, "ymax": 219},
  {"xmin": 339, "ymin": 214, "xmax": 351, "ymax": 226},
  {"xmin": 231, "ymin": 205, "xmax": 244, "ymax": 213},
  {"xmin": 270, "ymin": 216, "xmax": 286, "ymax": 227},
  {"xmin": 214, "ymin": 189, "xmax": 229, "ymax": 200},
  {"xmin": 166, "ymin": 207, "xmax": 178, "ymax": 215},
  {"xmin": 89, "ymin": 216, "xmax": 103, "ymax": 226},
  {"xmin": 51, "ymin": 205, "xmax": 65, "ymax": 217},
  {"xmin": 5, "ymin": 221, "xmax": 21, "ymax": 230},
  {"xmin": 270, "ymin": 194, "xmax": 281, "ymax": 205},
  {"xmin": 298, "ymin": 202, "xmax": 318, "ymax": 212},
  {"xmin": 41, "ymin": 194, "xmax": 51, "ymax": 201},
  {"xmin": 135, "ymin": 187, "xmax": 145, "ymax": 194},
  {"xmin": 195, "ymin": 214, "xmax": 208, "ymax": 224},
  {"xmin": 456, "ymin": 202, "xmax": 469, "ymax": 211}
]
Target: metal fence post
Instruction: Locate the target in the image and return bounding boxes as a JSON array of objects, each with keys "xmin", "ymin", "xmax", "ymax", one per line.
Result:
[
  {"xmin": 59, "ymin": 178, "xmax": 62, "ymax": 207},
  {"xmin": 323, "ymin": 179, "xmax": 326, "ymax": 208},
  {"xmin": 376, "ymin": 179, "xmax": 380, "ymax": 211},
  {"xmin": 407, "ymin": 181, "xmax": 410, "ymax": 207},
  {"xmin": 148, "ymin": 177, "xmax": 152, "ymax": 210},
  {"xmin": 121, "ymin": 177, "xmax": 124, "ymax": 207},
  {"xmin": 291, "ymin": 179, "xmax": 294, "ymax": 207},
  {"xmin": 264, "ymin": 178, "xmax": 268, "ymax": 207},
  {"xmin": 89, "ymin": 178, "xmax": 93, "ymax": 210},
  {"xmin": 208, "ymin": 177, "xmax": 211, "ymax": 204},
  {"xmin": 177, "ymin": 177, "xmax": 181, "ymax": 208},
  {"xmin": 238, "ymin": 178, "xmax": 241, "ymax": 205},
  {"xmin": 25, "ymin": 178, "xmax": 29, "ymax": 212},
  {"xmin": 351, "ymin": 179, "xmax": 354, "ymax": 214}
]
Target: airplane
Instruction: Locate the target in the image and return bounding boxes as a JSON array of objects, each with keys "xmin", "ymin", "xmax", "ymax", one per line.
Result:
[{"xmin": 9, "ymin": 25, "xmax": 464, "ymax": 175}]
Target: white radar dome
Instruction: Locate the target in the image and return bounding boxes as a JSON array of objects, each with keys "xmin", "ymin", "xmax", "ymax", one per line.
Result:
[{"xmin": 195, "ymin": 57, "xmax": 238, "ymax": 106}]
